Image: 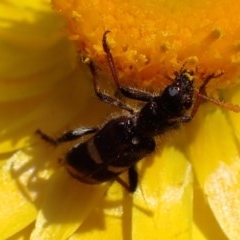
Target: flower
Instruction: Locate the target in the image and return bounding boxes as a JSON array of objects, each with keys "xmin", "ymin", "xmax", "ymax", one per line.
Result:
[{"xmin": 1, "ymin": 0, "xmax": 240, "ymax": 239}]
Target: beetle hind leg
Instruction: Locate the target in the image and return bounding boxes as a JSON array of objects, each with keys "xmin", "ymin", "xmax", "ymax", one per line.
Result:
[{"xmin": 115, "ymin": 166, "xmax": 138, "ymax": 193}]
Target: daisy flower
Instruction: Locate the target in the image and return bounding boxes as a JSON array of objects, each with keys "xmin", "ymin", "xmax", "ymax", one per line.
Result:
[{"xmin": 1, "ymin": 0, "xmax": 240, "ymax": 239}]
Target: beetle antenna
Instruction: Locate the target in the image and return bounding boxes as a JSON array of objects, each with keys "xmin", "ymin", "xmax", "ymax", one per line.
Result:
[
  {"xmin": 191, "ymin": 71, "xmax": 240, "ymax": 117},
  {"xmin": 196, "ymin": 92, "xmax": 240, "ymax": 112}
]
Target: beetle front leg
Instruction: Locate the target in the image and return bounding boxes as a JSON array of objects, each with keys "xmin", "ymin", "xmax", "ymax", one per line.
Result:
[{"xmin": 36, "ymin": 127, "xmax": 99, "ymax": 146}]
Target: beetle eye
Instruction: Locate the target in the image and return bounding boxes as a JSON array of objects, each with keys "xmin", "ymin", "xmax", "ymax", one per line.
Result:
[{"xmin": 168, "ymin": 87, "xmax": 179, "ymax": 96}]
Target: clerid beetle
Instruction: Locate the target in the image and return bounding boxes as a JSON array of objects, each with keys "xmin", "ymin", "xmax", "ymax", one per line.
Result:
[{"xmin": 36, "ymin": 31, "xmax": 239, "ymax": 192}]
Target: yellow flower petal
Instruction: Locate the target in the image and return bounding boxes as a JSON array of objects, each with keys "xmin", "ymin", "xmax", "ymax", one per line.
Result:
[
  {"xmin": 205, "ymin": 162, "xmax": 240, "ymax": 240},
  {"xmin": 0, "ymin": 67, "xmax": 93, "ymax": 152},
  {"xmin": 192, "ymin": 221, "xmax": 226, "ymax": 240},
  {"xmin": 0, "ymin": 152, "xmax": 38, "ymax": 239},
  {"xmin": 0, "ymin": 0, "xmax": 76, "ymax": 101},
  {"xmin": 0, "ymin": 1, "xmax": 51, "ymax": 27},
  {"xmin": 188, "ymin": 105, "xmax": 240, "ymax": 240},
  {"xmin": 133, "ymin": 145, "xmax": 192, "ymax": 240},
  {"xmin": 30, "ymin": 168, "xmax": 109, "ymax": 240},
  {"xmin": 69, "ymin": 182, "xmax": 130, "ymax": 240},
  {"xmin": 7, "ymin": 223, "xmax": 35, "ymax": 240},
  {"xmin": 193, "ymin": 182, "xmax": 228, "ymax": 240},
  {"xmin": 228, "ymin": 87, "xmax": 240, "ymax": 142}
]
